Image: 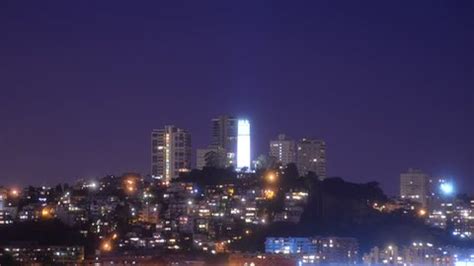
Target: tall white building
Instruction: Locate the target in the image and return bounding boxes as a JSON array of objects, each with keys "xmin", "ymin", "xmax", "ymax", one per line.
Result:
[
  {"xmin": 296, "ymin": 138, "xmax": 326, "ymax": 179},
  {"xmin": 400, "ymin": 168, "xmax": 429, "ymax": 207},
  {"xmin": 237, "ymin": 119, "xmax": 251, "ymax": 171},
  {"xmin": 269, "ymin": 134, "xmax": 296, "ymax": 167},
  {"xmin": 151, "ymin": 126, "xmax": 191, "ymax": 181}
]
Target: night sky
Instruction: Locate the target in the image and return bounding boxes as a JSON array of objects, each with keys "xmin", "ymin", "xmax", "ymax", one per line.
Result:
[{"xmin": 0, "ymin": 1, "xmax": 472, "ymax": 196}]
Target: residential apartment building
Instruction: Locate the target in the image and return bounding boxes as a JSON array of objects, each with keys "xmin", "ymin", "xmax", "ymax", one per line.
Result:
[{"xmin": 151, "ymin": 126, "xmax": 191, "ymax": 181}]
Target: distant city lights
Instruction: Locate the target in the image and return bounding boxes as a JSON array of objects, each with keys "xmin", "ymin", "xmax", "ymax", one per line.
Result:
[
  {"xmin": 263, "ymin": 189, "xmax": 276, "ymax": 200},
  {"xmin": 123, "ymin": 175, "xmax": 138, "ymax": 194},
  {"xmin": 41, "ymin": 207, "xmax": 54, "ymax": 219}
]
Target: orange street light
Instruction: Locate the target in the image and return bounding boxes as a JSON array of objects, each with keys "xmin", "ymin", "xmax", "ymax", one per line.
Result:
[
  {"xmin": 41, "ymin": 207, "xmax": 54, "ymax": 219},
  {"xmin": 9, "ymin": 189, "xmax": 19, "ymax": 197},
  {"xmin": 265, "ymin": 171, "xmax": 277, "ymax": 184},
  {"xmin": 101, "ymin": 240, "xmax": 112, "ymax": 252},
  {"xmin": 418, "ymin": 209, "xmax": 427, "ymax": 217}
]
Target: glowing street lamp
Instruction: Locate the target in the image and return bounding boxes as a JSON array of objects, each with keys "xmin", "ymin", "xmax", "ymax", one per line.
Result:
[
  {"xmin": 418, "ymin": 209, "xmax": 427, "ymax": 217},
  {"xmin": 101, "ymin": 240, "xmax": 112, "ymax": 252},
  {"xmin": 265, "ymin": 171, "xmax": 278, "ymax": 184},
  {"xmin": 41, "ymin": 207, "xmax": 54, "ymax": 219},
  {"xmin": 89, "ymin": 182, "xmax": 97, "ymax": 190},
  {"xmin": 9, "ymin": 189, "xmax": 19, "ymax": 198},
  {"xmin": 266, "ymin": 172, "xmax": 276, "ymax": 183}
]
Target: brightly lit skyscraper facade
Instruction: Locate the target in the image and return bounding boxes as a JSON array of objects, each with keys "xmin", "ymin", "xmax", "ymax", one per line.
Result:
[{"xmin": 237, "ymin": 119, "xmax": 251, "ymax": 171}]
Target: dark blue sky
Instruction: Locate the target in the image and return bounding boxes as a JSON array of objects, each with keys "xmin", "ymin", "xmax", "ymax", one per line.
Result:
[{"xmin": 0, "ymin": 1, "xmax": 472, "ymax": 195}]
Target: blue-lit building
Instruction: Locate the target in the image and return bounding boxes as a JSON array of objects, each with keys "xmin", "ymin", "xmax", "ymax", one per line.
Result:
[
  {"xmin": 265, "ymin": 236, "xmax": 359, "ymax": 264},
  {"xmin": 265, "ymin": 237, "xmax": 316, "ymax": 254}
]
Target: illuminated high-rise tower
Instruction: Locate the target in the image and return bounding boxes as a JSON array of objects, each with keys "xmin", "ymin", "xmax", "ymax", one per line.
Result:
[
  {"xmin": 237, "ymin": 119, "xmax": 251, "ymax": 171},
  {"xmin": 208, "ymin": 115, "xmax": 251, "ymax": 170},
  {"xmin": 151, "ymin": 126, "xmax": 191, "ymax": 181}
]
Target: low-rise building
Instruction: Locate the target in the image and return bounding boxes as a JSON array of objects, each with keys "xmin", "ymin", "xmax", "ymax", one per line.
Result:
[
  {"xmin": 0, "ymin": 245, "xmax": 84, "ymax": 264},
  {"xmin": 265, "ymin": 236, "xmax": 359, "ymax": 264}
]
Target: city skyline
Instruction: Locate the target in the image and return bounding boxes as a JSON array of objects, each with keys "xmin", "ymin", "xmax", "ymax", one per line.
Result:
[
  {"xmin": 1, "ymin": 1, "xmax": 473, "ymax": 264},
  {"xmin": 0, "ymin": 1, "xmax": 472, "ymax": 197},
  {"xmin": 0, "ymin": 111, "xmax": 470, "ymax": 196}
]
